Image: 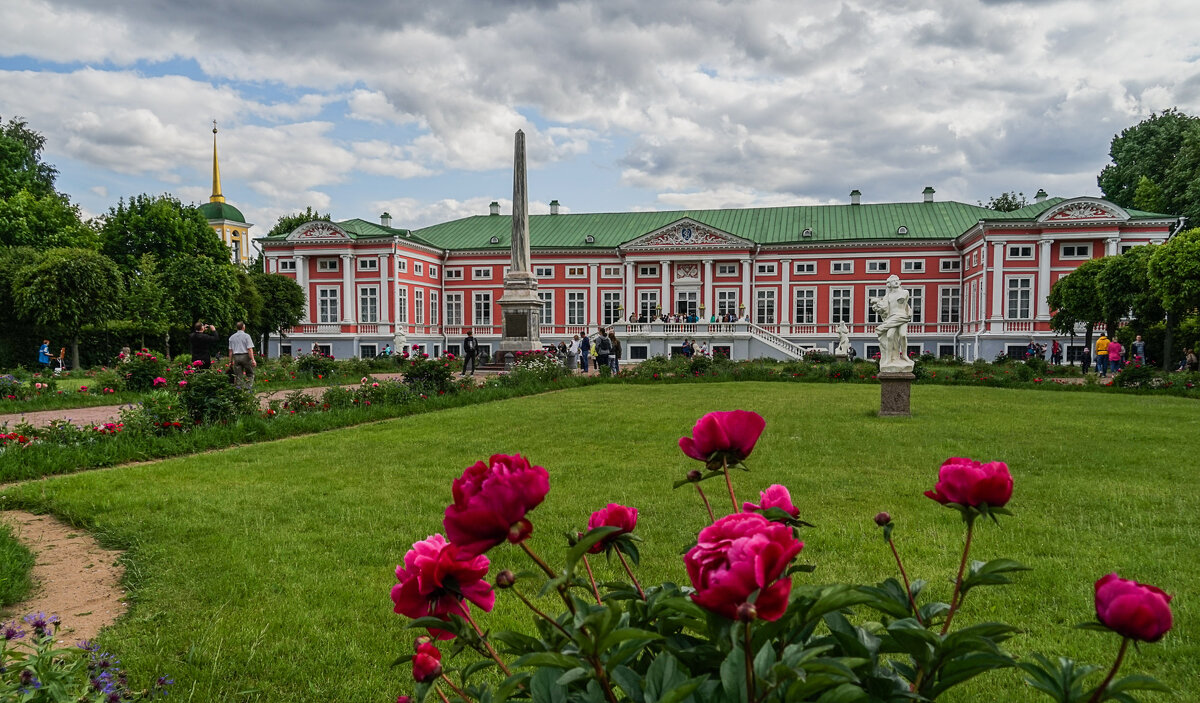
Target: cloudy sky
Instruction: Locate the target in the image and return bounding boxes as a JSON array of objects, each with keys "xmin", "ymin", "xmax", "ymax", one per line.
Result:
[{"xmin": 2, "ymin": 0, "xmax": 1198, "ymax": 235}]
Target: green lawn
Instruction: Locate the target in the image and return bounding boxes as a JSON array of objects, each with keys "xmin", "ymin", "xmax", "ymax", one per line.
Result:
[{"xmin": 0, "ymin": 383, "xmax": 1194, "ymax": 702}]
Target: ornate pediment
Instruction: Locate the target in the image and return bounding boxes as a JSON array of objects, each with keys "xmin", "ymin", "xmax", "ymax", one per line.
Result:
[
  {"xmin": 286, "ymin": 221, "xmax": 351, "ymax": 241},
  {"xmin": 1037, "ymin": 198, "xmax": 1129, "ymax": 223},
  {"xmin": 620, "ymin": 218, "xmax": 753, "ymax": 250}
]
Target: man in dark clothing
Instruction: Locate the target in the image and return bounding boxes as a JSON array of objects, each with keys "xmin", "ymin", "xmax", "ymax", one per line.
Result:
[
  {"xmin": 595, "ymin": 327, "xmax": 611, "ymax": 372},
  {"xmin": 189, "ymin": 322, "xmax": 220, "ymax": 369},
  {"xmin": 462, "ymin": 331, "xmax": 478, "ymax": 375},
  {"xmin": 579, "ymin": 333, "xmax": 592, "ymax": 373}
]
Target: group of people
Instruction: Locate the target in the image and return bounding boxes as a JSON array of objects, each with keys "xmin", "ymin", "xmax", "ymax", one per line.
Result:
[
  {"xmin": 1079, "ymin": 333, "xmax": 1150, "ymax": 377},
  {"xmin": 678, "ymin": 339, "xmax": 708, "ymax": 358},
  {"xmin": 558, "ymin": 327, "xmax": 623, "ymax": 374},
  {"xmin": 626, "ymin": 312, "xmax": 747, "ymax": 324},
  {"xmin": 189, "ymin": 321, "xmax": 258, "ymax": 389}
]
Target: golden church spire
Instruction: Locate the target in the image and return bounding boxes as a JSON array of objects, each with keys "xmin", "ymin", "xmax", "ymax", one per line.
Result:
[{"xmin": 210, "ymin": 120, "xmax": 225, "ymax": 204}]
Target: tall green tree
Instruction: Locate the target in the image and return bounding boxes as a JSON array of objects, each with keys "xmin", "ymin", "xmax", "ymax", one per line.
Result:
[
  {"xmin": 121, "ymin": 254, "xmax": 174, "ymax": 350},
  {"xmin": 979, "ymin": 191, "xmax": 1028, "ymax": 212},
  {"xmin": 1048, "ymin": 257, "xmax": 1107, "ymax": 352},
  {"xmin": 1098, "ymin": 109, "xmax": 1199, "ymax": 209},
  {"xmin": 1148, "ymin": 227, "xmax": 1200, "ymax": 369},
  {"xmin": 1095, "ymin": 245, "xmax": 1164, "ymax": 336},
  {"xmin": 99, "ymin": 193, "xmax": 230, "ymax": 271},
  {"xmin": 250, "ymin": 272, "xmax": 305, "ymax": 355},
  {"xmin": 162, "ymin": 256, "xmax": 244, "ymax": 335},
  {"xmin": 0, "ymin": 189, "xmax": 96, "ymax": 249},
  {"xmin": 12, "ymin": 248, "xmax": 123, "ymax": 369},
  {"xmin": 0, "ymin": 116, "xmax": 58, "ymax": 199},
  {"xmin": 265, "ymin": 206, "xmax": 332, "ymax": 238}
]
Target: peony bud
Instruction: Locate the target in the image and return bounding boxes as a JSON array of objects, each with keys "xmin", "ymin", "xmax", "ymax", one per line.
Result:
[
  {"xmin": 874, "ymin": 512, "xmax": 892, "ymax": 526},
  {"xmin": 507, "ymin": 518, "xmax": 533, "ymax": 544},
  {"xmin": 687, "ymin": 470, "xmax": 703, "ymax": 482},
  {"xmin": 495, "ymin": 570, "xmax": 516, "ymax": 589},
  {"xmin": 736, "ymin": 602, "xmax": 758, "ymax": 622}
]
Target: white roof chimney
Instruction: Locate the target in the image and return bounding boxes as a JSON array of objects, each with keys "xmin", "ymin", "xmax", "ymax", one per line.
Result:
[
  {"xmin": 922, "ymin": 186, "xmax": 935, "ymax": 203},
  {"xmin": 380, "ymin": 212, "xmax": 392, "ymax": 227},
  {"xmin": 489, "ymin": 201, "xmax": 500, "ymax": 216},
  {"xmin": 1035, "ymin": 189, "xmax": 1048, "ymax": 203},
  {"xmin": 850, "ymin": 189, "xmax": 861, "ymax": 206},
  {"xmin": 549, "ymin": 199, "xmax": 560, "ymax": 215}
]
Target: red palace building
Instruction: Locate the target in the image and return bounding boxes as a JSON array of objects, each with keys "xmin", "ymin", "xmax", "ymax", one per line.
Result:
[{"xmin": 256, "ymin": 188, "xmax": 1178, "ymax": 363}]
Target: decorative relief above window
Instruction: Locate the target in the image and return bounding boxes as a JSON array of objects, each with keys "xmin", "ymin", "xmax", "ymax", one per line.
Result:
[{"xmin": 675, "ymin": 263, "xmax": 700, "ymax": 280}]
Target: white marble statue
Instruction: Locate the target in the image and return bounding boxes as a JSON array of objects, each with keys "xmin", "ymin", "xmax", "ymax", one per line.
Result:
[
  {"xmin": 870, "ymin": 275, "xmax": 914, "ymax": 373},
  {"xmin": 834, "ymin": 321, "xmax": 851, "ymax": 357}
]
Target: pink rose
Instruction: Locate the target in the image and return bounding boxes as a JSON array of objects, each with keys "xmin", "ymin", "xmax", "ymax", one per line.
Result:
[
  {"xmin": 924, "ymin": 457, "xmax": 1013, "ymax": 508},
  {"xmin": 390, "ymin": 534, "xmax": 495, "ymax": 640},
  {"xmin": 153, "ymin": 377, "xmax": 167, "ymax": 386},
  {"xmin": 684, "ymin": 512, "xmax": 803, "ymax": 622},
  {"xmin": 679, "ymin": 411, "xmax": 766, "ymax": 466},
  {"xmin": 411, "ymin": 641, "xmax": 442, "ymax": 683},
  {"xmin": 742, "ymin": 484, "xmax": 800, "ymax": 518},
  {"xmin": 1094, "ymin": 573, "xmax": 1173, "ymax": 642},
  {"xmin": 443, "ymin": 454, "xmax": 550, "ymax": 556},
  {"xmin": 586, "ymin": 503, "xmax": 638, "ymax": 553}
]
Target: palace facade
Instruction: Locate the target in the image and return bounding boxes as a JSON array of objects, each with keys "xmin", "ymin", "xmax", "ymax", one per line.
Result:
[{"xmin": 255, "ymin": 189, "xmax": 1178, "ymax": 362}]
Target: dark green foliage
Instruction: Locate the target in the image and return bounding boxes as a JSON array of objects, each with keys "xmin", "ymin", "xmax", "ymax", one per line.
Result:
[
  {"xmin": 0, "ymin": 522, "xmax": 34, "ymax": 606},
  {"xmin": 1098, "ymin": 109, "xmax": 1199, "ymax": 212},
  {"xmin": 296, "ymin": 353, "xmax": 337, "ymax": 378},
  {"xmin": 120, "ymin": 349, "xmax": 169, "ymax": 391},
  {"xmin": 265, "ymin": 206, "xmax": 332, "ymax": 238},
  {"xmin": 99, "ymin": 193, "xmax": 229, "ymax": 271},
  {"xmin": 400, "ymin": 355, "xmax": 455, "ymax": 394},
  {"xmin": 177, "ymin": 369, "xmax": 256, "ymax": 424},
  {"xmin": 980, "ymin": 190, "xmax": 1029, "ymax": 211},
  {"xmin": 0, "ymin": 115, "xmax": 58, "ymax": 199},
  {"xmin": 162, "ymin": 255, "xmax": 244, "ymax": 331}
]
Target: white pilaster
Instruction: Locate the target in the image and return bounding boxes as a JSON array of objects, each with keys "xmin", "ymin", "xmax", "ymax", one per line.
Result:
[
  {"xmin": 588, "ymin": 263, "xmax": 599, "ymax": 326},
  {"xmin": 1037, "ymin": 239, "xmax": 1052, "ymax": 319},
  {"xmin": 702, "ymin": 259, "xmax": 714, "ymax": 316},
  {"xmin": 624, "ymin": 262, "xmax": 635, "ymax": 319},
  {"xmin": 779, "ymin": 259, "xmax": 791, "ymax": 327},
  {"xmin": 740, "ymin": 259, "xmax": 752, "ymax": 318},
  {"xmin": 295, "ymin": 254, "xmax": 309, "ymax": 322},
  {"xmin": 378, "ymin": 254, "xmax": 389, "ymax": 323},
  {"xmin": 341, "ymin": 254, "xmax": 355, "ymax": 324},
  {"xmin": 990, "ymin": 241, "xmax": 1005, "ymax": 321},
  {"xmin": 1105, "ymin": 237, "xmax": 1120, "ymax": 256},
  {"xmin": 660, "ymin": 260, "xmax": 671, "ymax": 315}
]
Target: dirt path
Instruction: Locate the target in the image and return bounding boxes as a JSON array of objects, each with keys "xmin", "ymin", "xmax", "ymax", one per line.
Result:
[{"xmin": 0, "ymin": 510, "xmax": 126, "ymax": 643}]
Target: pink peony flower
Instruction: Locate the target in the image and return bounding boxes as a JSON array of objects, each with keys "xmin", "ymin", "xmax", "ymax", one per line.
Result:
[
  {"xmin": 411, "ymin": 641, "xmax": 442, "ymax": 683},
  {"xmin": 586, "ymin": 503, "xmax": 638, "ymax": 553},
  {"xmin": 152, "ymin": 377, "xmax": 167, "ymax": 387},
  {"xmin": 679, "ymin": 410, "xmax": 766, "ymax": 467},
  {"xmin": 391, "ymin": 534, "xmax": 495, "ymax": 640},
  {"xmin": 443, "ymin": 454, "xmax": 550, "ymax": 556},
  {"xmin": 192, "ymin": 360, "xmax": 203, "ymax": 367},
  {"xmin": 685, "ymin": 512, "xmax": 803, "ymax": 622},
  {"xmin": 924, "ymin": 457, "xmax": 1013, "ymax": 508},
  {"xmin": 178, "ymin": 380, "xmax": 187, "ymax": 387},
  {"xmin": 742, "ymin": 484, "xmax": 800, "ymax": 518},
  {"xmin": 1094, "ymin": 573, "xmax": 1173, "ymax": 642},
  {"xmin": 372, "ymin": 382, "xmax": 380, "ymax": 388}
]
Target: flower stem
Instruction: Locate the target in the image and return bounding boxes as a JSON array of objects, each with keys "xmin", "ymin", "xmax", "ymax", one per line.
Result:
[
  {"xmin": 512, "ymin": 587, "xmax": 573, "ymax": 640},
  {"xmin": 887, "ymin": 537, "xmax": 924, "ymax": 626},
  {"xmin": 581, "ymin": 555, "xmax": 603, "ymax": 604},
  {"xmin": 434, "ymin": 684, "xmax": 453, "ymax": 703},
  {"xmin": 743, "ymin": 621, "xmax": 755, "ymax": 703},
  {"xmin": 695, "ymin": 483, "xmax": 716, "ymax": 523},
  {"xmin": 440, "ymin": 674, "xmax": 473, "ymax": 702},
  {"xmin": 615, "ymin": 549, "xmax": 646, "ymax": 599},
  {"xmin": 723, "ymin": 458, "xmax": 738, "ymax": 512},
  {"xmin": 1086, "ymin": 638, "xmax": 1130, "ymax": 703},
  {"xmin": 458, "ymin": 609, "xmax": 513, "ymax": 677},
  {"xmin": 939, "ymin": 517, "xmax": 975, "ymax": 636},
  {"xmin": 520, "ymin": 540, "xmax": 557, "ymax": 579}
]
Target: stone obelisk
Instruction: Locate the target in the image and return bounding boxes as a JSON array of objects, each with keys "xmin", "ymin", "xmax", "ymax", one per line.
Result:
[{"xmin": 497, "ymin": 130, "xmax": 542, "ymax": 364}]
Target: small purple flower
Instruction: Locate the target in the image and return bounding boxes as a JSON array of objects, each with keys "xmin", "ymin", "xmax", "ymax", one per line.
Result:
[
  {"xmin": 22, "ymin": 612, "xmax": 59, "ymax": 635},
  {"xmin": 3, "ymin": 620, "xmax": 25, "ymax": 640}
]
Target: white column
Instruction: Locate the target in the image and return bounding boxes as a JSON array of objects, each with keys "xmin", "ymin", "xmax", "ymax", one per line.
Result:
[
  {"xmin": 295, "ymin": 254, "xmax": 309, "ymax": 322},
  {"xmin": 1105, "ymin": 237, "xmax": 1120, "ymax": 256},
  {"xmin": 702, "ymin": 259, "xmax": 714, "ymax": 316},
  {"xmin": 990, "ymin": 241, "xmax": 1005, "ymax": 321},
  {"xmin": 779, "ymin": 259, "xmax": 791, "ymax": 327},
  {"xmin": 267, "ymin": 256, "xmax": 276, "ymax": 273},
  {"xmin": 588, "ymin": 263, "xmax": 599, "ymax": 327},
  {"xmin": 740, "ymin": 259, "xmax": 752, "ymax": 318},
  {"xmin": 660, "ymin": 260, "xmax": 671, "ymax": 315},
  {"xmin": 341, "ymin": 254, "xmax": 356, "ymax": 324},
  {"xmin": 1036, "ymin": 239, "xmax": 1052, "ymax": 320},
  {"xmin": 624, "ymin": 262, "xmax": 635, "ymax": 319},
  {"xmin": 378, "ymin": 254, "xmax": 389, "ymax": 323}
]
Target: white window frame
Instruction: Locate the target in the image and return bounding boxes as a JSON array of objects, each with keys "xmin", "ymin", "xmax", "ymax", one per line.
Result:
[
  {"xmin": 638, "ymin": 264, "xmax": 659, "ymax": 278},
  {"xmin": 793, "ymin": 288, "xmax": 816, "ymax": 325},
  {"xmin": 602, "ymin": 266, "xmax": 621, "ymax": 278},
  {"xmin": 1006, "ymin": 277, "xmax": 1033, "ymax": 319},
  {"xmin": 867, "ymin": 260, "xmax": 889, "ymax": 273},
  {"xmin": 1060, "ymin": 243, "xmax": 1092, "ymax": 259},
  {"xmin": 414, "ymin": 262, "xmax": 424, "ymax": 276},
  {"xmin": 971, "ymin": 251, "xmax": 979, "ymax": 267},
  {"xmin": 755, "ymin": 289, "xmax": 776, "ymax": 325},
  {"xmin": 566, "ymin": 266, "xmax": 587, "ymax": 278},
  {"xmin": 430, "ymin": 291, "xmax": 439, "ymax": 326},
  {"xmin": 445, "ymin": 293, "xmax": 463, "ymax": 326},
  {"xmin": 415, "ymin": 288, "xmax": 424, "ymax": 325},
  {"xmin": 357, "ymin": 258, "xmax": 379, "ymax": 272},
  {"xmin": 397, "ymin": 259, "xmax": 407, "ymax": 273},
  {"xmin": 429, "ymin": 264, "xmax": 439, "ymax": 279},
  {"xmin": 831, "ymin": 288, "xmax": 852, "ymax": 324},
  {"xmin": 639, "ymin": 290, "xmax": 659, "ymax": 320},
  {"xmin": 940, "ymin": 286, "xmax": 960, "ymax": 324},
  {"xmin": 755, "ymin": 262, "xmax": 777, "ymax": 276},
  {"xmin": 909, "ymin": 286, "xmax": 924, "ymax": 323},
  {"xmin": 940, "ymin": 258, "xmax": 961, "ymax": 272},
  {"xmin": 473, "ymin": 292, "xmax": 492, "ymax": 325},
  {"xmin": 1007, "ymin": 245, "xmax": 1034, "ymax": 260},
  {"xmin": 902, "ymin": 259, "xmax": 925, "ymax": 273},
  {"xmin": 538, "ymin": 291, "xmax": 554, "ymax": 325},
  {"xmin": 717, "ymin": 263, "xmax": 738, "ymax": 276},
  {"xmin": 278, "ymin": 259, "xmax": 297, "ymax": 272},
  {"xmin": 359, "ymin": 285, "xmax": 379, "ymax": 323},
  {"xmin": 534, "ymin": 266, "xmax": 554, "ymax": 278},
  {"xmin": 716, "ymin": 289, "xmax": 739, "ymax": 318},
  {"xmin": 603, "ymin": 291, "xmax": 622, "ymax": 324},
  {"xmin": 567, "ymin": 291, "xmax": 586, "ymax": 325},
  {"xmin": 445, "ymin": 267, "xmax": 463, "ymax": 280},
  {"xmin": 359, "ymin": 344, "xmax": 377, "ymax": 359},
  {"xmin": 831, "ymin": 260, "xmax": 854, "ymax": 274},
  {"xmin": 793, "ymin": 261, "xmax": 816, "ymax": 275},
  {"xmin": 472, "ymin": 267, "xmax": 492, "ymax": 280},
  {"xmin": 397, "ymin": 287, "xmax": 408, "ymax": 324},
  {"xmin": 866, "ymin": 287, "xmax": 887, "ymax": 324},
  {"xmin": 317, "ymin": 258, "xmax": 339, "ymax": 272},
  {"xmin": 317, "ymin": 286, "xmax": 340, "ymax": 323}
]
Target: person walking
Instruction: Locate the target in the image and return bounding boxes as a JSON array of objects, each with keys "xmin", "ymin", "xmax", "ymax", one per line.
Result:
[
  {"xmin": 579, "ymin": 332, "xmax": 592, "ymax": 373},
  {"xmin": 567, "ymin": 334, "xmax": 580, "ymax": 370},
  {"xmin": 1131, "ymin": 335, "xmax": 1146, "ymax": 365},
  {"xmin": 37, "ymin": 339, "xmax": 52, "ymax": 369},
  {"xmin": 1095, "ymin": 333, "xmax": 1110, "ymax": 377},
  {"xmin": 228, "ymin": 321, "xmax": 256, "ymax": 390},
  {"xmin": 1051, "ymin": 339, "xmax": 1062, "ymax": 365},
  {"xmin": 1081, "ymin": 346, "xmax": 1091, "ymax": 373},
  {"xmin": 1108, "ymin": 337, "xmax": 1124, "ymax": 374},
  {"xmin": 189, "ymin": 322, "xmax": 220, "ymax": 369},
  {"xmin": 594, "ymin": 327, "xmax": 611, "ymax": 374},
  {"xmin": 608, "ymin": 331, "xmax": 622, "ymax": 374},
  {"xmin": 462, "ymin": 331, "xmax": 478, "ymax": 375}
]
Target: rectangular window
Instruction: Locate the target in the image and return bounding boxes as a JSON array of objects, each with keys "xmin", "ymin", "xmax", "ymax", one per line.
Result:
[
  {"xmin": 445, "ymin": 268, "xmax": 463, "ymax": 280},
  {"xmin": 359, "ymin": 344, "xmax": 377, "ymax": 359},
  {"xmin": 831, "ymin": 260, "xmax": 854, "ymax": 274},
  {"xmin": 793, "ymin": 261, "xmax": 816, "ymax": 275},
  {"xmin": 866, "ymin": 287, "xmax": 887, "ymax": 324},
  {"xmin": 639, "ymin": 291, "xmax": 658, "ymax": 320},
  {"xmin": 278, "ymin": 259, "xmax": 297, "ymax": 271},
  {"xmin": 397, "ymin": 288, "xmax": 408, "ymax": 324},
  {"xmin": 602, "ymin": 266, "xmax": 621, "ymax": 278},
  {"xmin": 397, "ymin": 259, "xmax": 407, "ymax": 273},
  {"xmin": 940, "ymin": 258, "xmax": 961, "ymax": 272},
  {"xmin": 358, "ymin": 258, "xmax": 378, "ymax": 271},
  {"xmin": 716, "ymin": 290, "xmax": 738, "ymax": 317},
  {"xmin": 414, "ymin": 262, "xmax": 424, "ymax": 276},
  {"xmin": 1120, "ymin": 244, "xmax": 1134, "ymax": 254},
  {"xmin": 867, "ymin": 260, "xmax": 889, "ymax": 273},
  {"xmin": 566, "ymin": 266, "xmax": 586, "ymax": 278},
  {"xmin": 280, "ymin": 344, "xmax": 292, "ymax": 357},
  {"xmin": 1007, "ymin": 245, "xmax": 1033, "ymax": 259},
  {"xmin": 910, "ymin": 287, "xmax": 924, "ymax": 323},
  {"xmin": 473, "ymin": 292, "xmax": 492, "ymax": 325},
  {"xmin": 630, "ymin": 345, "xmax": 649, "ymax": 360},
  {"xmin": 1061, "ymin": 243, "xmax": 1092, "ymax": 258},
  {"xmin": 472, "ymin": 267, "xmax": 492, "ymax": 280},
  {"xmin": 429, "ymin": 265, "xmax": 438, "ymax": 279},
  {"xmin": 445, "ymin": 293, "xmax": 463, "ymax": 326},
  {"xmin": 940, "ymin": 287, "xmax": 960, "ymax": 323},
  {"xmin": 535, "ymin": 266, "xmax": 554, "ymax": 277},
  {"xmin": 793, "ymin": 288, "xmax": 815, "ymax": 325},
  {"xmin": 415, "ymin": 289, "xmax": 424, "ymax": 324},
  {"xmin": 831, "ymin": 288, "xmax": 852, "ymax": 324},
  {"xmin": 756, "ymin": 262, "xmax": 777, "ymax": 276},
  {"xmin": 971, "ymin": 251, "xmax": 979, "ymax": 267},
  {"xmin": 902, "ymin": 259, "xmax": 925, "ymax": 273},
  {"xmin": 717, "ymin": 263, "xmax": 738, "ymax": 276},
  {"xmin": 430, "ymin": 291, "xmax": 439, "ymax": 325},
  {"xmin": 538, "ymin": 291, "xmax": 554, "ymax": 325},
  {"xmin": 603, "ymin": 291, "xmax": 621, "ymax": 325},
  {"xmin": 755, "ymin": 290, "xmax": 776, "ymax": 324},
  {"xmin": 639, "ymin": 265, "xmax": 659, "ymax": 278},
  {"xmin": 1007, "ymin": 278, "xmax": 1032, "ymax": 319},
  {"xmin": 359, "ymin": 286, "xmax": 378, "ymax": 323},
  {"xmin": 317, "ymin": 258, "xmax": 339, "ymax": 272},
  {"xmin": 318, "ymin": 287, "xmax": 339, "ymax": 323},
  {"xmin": 567, "ymin": 292, "xmax": 586, "ymax": 325}
]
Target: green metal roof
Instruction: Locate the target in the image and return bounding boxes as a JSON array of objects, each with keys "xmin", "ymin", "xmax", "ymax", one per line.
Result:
[{"xmin": 198, "ymin": 201, "xmax": 247, "ymax": 223}]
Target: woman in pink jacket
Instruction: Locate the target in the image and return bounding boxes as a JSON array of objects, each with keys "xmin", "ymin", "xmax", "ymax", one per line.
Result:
[{"xmin": 1108, "ymin": 339, "xmax": 1124, "ymax": 373}]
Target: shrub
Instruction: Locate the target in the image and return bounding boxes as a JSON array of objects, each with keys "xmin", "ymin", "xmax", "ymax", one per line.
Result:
[
  {"xmin": 826, "ymin": 360, "xmax": 856, "ymax": 381},
  {"xmin": 1113, "ymin": 363, "xmax": 1161, "ymax": 388},
  {"xmin": 402, "ymin": 356, "xmax": 455, "ymax": 395},
  {"xmin": 281, "ymin": 389, "xmax": 320, "ymax": 414},
  {"xmin": 296, "ymin": 353, "xmax": 337, "ymax": 378},
  {"xmin": 338, "ymin": 356, "xmax": 375, "ymax": 380},
  {"xmin": 803, "ymin": 349, "xmax": 835, "ymax": 364},
  {"xmin": 119, "ymin": 390, "xmax": 189, "ymax": 435},
  {"xmin": 122, "ymin": 349, "xmax": 169, "ymax": 391},
  {"xmin": 1025, "ymin": 356, "xmax": 1049, "ymax": 375},
  {"xmin": 321, "ymin": 385, "xmax": 356, "ymax": 409},
  {"xmin": 177, "ymin": 369, "xmax": 257, "ymax": 424}
]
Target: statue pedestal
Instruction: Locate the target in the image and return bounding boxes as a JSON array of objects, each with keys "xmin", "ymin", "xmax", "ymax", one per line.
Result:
[
  {"xmin": 834, "ymin": 352, "xmax": 848, "ymax": 362},
  {"xmin": 498, "ymin": 278, "xmax": 542, "ymax": 367},
  {"xmin": 878, "ymin": 372, "xmax": 915, "ymax": 417}
]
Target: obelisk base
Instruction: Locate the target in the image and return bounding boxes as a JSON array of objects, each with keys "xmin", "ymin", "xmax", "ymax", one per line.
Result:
[
  {"xmin": 878, "ymin": 372, "xmax": 915, "ymax": 417},
  {"xmin": 498, "ymin": 278, "xmax": 542, "ymax": 367}
]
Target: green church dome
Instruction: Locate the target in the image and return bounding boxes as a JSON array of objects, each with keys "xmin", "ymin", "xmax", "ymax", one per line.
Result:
[{"xmin": 199, "ymin": 201, "xmax": 246, "ymax": 223}]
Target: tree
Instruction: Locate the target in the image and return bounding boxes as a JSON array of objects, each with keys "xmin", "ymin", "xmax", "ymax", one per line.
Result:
[
  {"xmin": 0, "ymin": 189, "xmax": 96, "ymax": 249},
  {"xmin": 250, "ymin": 272, "xmax": 305, "ymax": 354},
  {"xmin": 979, "ymin": 191, "xmax": 1028, "ymax": 212},
  {"xmin": 12, "ymin": 248, "xmax": 123, "ymax": 369},
  {"xmin": 1048, "ymin": 258, "xmax": 1107, "ymax": 351},
  {"xmin": 98, "ymin": 193, "xmax": 230, "ymax": 271},
  {"xmin": 1132, "ymin": 175, "xmax": 1166, "ymax": 214},
  {"xmin": 162, "ymin": 256, "xmax": 245, "ymax": 334},
  {"xmin": 1098, "ymin": 109, "xmax": 1199, "ymax": 210},
  {"xmin": 1148, "ymin": 227, "xmax": 1200, "ymax": 369},
  {"xmin": 265, "ymin": 206, "xmax": 331, "ymax": 239},
  {"xmin": 121, "ymin": 254, "xmax": 174, "ymax": 349},
  {"xmin": 0, "ymin": 116, "xmax": 58, "ymax": 199},
  {"xmin": 1095, "ymin": 245, "xmax": 1164, "ymax": 336}
]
